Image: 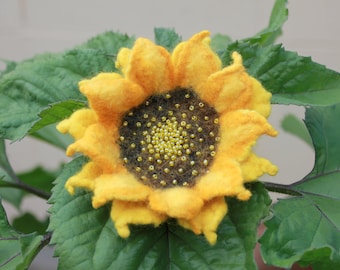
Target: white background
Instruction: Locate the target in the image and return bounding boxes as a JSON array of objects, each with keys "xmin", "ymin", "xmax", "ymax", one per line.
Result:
[{"xmin": 1, "ymin": 0, "xmax": 339, "ymax": 269}]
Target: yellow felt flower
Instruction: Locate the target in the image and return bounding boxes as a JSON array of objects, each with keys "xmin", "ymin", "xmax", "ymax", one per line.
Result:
[{"xmin": 57, "ymin": 31, "xmax": 278, "ymax": 245}]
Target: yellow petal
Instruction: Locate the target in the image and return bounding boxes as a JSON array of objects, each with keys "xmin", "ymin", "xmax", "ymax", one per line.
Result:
[
  {"xmin": 65, "ymin": 161, "xmax": 102, "ymax": 194},
  {"xmin": 66, "ymin": 123, "xmax": 121, "ymax": 173},
  {"xmin": 92, "ymin": 170, "xmax": 152, "ymax": 208},
  {"xmin": 198, "ymin": 52, "xmax": 272, "ymax": 116},
  {"xmin": 247, "ymin": 77, "xmax": 273, "ymax": 117},
  {"xmin": 79, "ymin": 73, "xmax": 146, "ymax": 123},
  {"xmin": 195, "ymin": 156, "xmax": 251, "ymax": 201},
  {"xmin": 116, "ymin": 38, "xmax": 175, "ymax": 94},
  {"xmin": 148, "ymin": 188, "xmax": 204, "ymax": 220},
  {"xmin": 172, "ymin": 31, "xmax": 221, "ymax": 89},
  {"xmin": 57, "ymin": 108, "xmax": 97, "ymax": 140},
  {"xmin": 241, "ymin": 153, "xmax": 278, "ymax": 182},
  {"xmin": 178, "ymin": 197, "xmax": 227, "ymax": 245},
  {"xmin": 111, "ymin": 200, "xmax": 167, "ymax": 238},
  {"xmin": 197, "ymin": 51, "xmax": 245, "ymax": 107},
  {"xmin": 218, "ymin": 110, "xmax": 278, "ymax": 163}
]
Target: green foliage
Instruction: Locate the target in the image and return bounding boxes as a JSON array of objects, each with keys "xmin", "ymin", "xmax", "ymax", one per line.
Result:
[
  {"xmin": 18, "ymin": 166, "xmax": 58, "ymax": 195},
  {"xmin": 222, "ymin": 42, "xmax": 340, "ymax": 106},
  {"xmin": 0, "ymin": 32, "xmax": 135, "ymax": 141},
  {"xmin": 77, "ymin": 31, "xmax": 135, "ymax": 55},
  {"xmin": 30, "ymin": 124, "xmax": 73, "ymax": 150},
  {"xmin": 30, "ymin": 100, "xmax": 86, "ymax": 134},
  {"xmin": 260, "ymin": 104, "xmax": 340, "ymax": 269},
  {"xmin": 0, "ymin": 0, "xmax": 340, "ymax": 268},
  {"xmin": 12, "ymin": 213, "xmax": 49, "ymax": 235},
  {"xmin": 154, "ymin": 28, "xmax": 182, "ymax": 51},
  {"xmin": 210, "ymin": 34, "xmax": 232, "ymax": 53},
  {"xmin": 0, "ymin": 140, "xmax": 26, "ymax": 208},
  {"xmin": 0, "ymin": 141, "xmax": 57, "ymax": 207},
  {"xmin": 254, "ymin": 0, "xmax": 288, "ymax": 45},
  {"xmin": 0, "ymin": 200, "xmax": 44, "ymax": 269},
  {"xmin": 49, "ymin": 157, "xmax": 271, "ymax": 270},
  {"xmin": 281, "ymin": 114, "xmax": 313, "ymax": 147}
]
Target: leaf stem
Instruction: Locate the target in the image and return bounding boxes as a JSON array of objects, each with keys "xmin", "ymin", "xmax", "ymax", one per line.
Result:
[{"xmin": 263, "ymin": 181, "xmax": 301, "ymax": 196}]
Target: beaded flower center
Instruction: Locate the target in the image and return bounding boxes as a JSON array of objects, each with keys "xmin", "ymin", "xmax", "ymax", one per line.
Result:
[{"xmin": 119, "ymin": 88, "xmax": 220, "ymax": 189}]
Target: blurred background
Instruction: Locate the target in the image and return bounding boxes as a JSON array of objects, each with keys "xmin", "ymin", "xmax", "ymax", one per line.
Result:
[{"xmin": 0, "ymin": 0, "xmax": 339, "ymax": 269}]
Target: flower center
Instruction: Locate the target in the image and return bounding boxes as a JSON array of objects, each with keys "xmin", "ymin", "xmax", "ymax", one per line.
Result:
[{"xmin": 119, "ymin": 88, "xmax": 220, "ymax": 189}]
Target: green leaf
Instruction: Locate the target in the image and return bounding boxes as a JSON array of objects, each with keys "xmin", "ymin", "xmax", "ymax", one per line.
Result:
[
  {"xmin": 0, "ymin": 60, "xmax": 17, "ymax": 78},
  {"xmin": 0, "ymin": 31, "xmax": 135, "ymax": 142},
  {"xmin": 18, "ymin": 166, "xmax": 58, "ymax": 195},
  {"xmin": 254, "ymin": 0, "xmax": 288, "ymax": 45},
  {"xmin": 12, "ymin": 212, "xmax": 49, "ymax": 235},
  {"xmin": 154, "ymin": 28, "xmax": 182, "ymax": 52},
  {"xmin": 49, "ymin": 157, "xmax": 270, "ymax": 269},
  {"xmin": 210, "ymin": 34, "xmax": 232, "ymax": 53},
  {"xmin": 30, "ymin": 124, "xmax": 73, "ymax": 150},
  {"xmin": 221, "ymin": 42, "xmax": 340, "ymax": 106},
  {"xmin": 30, "ymin": 100, "xmax": 86, "ymax": 134},
  {"xmin": 0, "ymin": 140, "xmax": 25, "ymax": 208},
  {"xmin": 260, "ymin": 104, "xmax": 340, "ymax": 269},
  {"xmin": 77, "ymin": 31, "xmax": 135, "ymax": 55},
  {"xmin": 281, "ymin": 114, "xmax": 313, "ymax": 147},
  {"xmin": 0, "ymin": 200, "xmax": 44, "ymax": 269},
  {"xmin": 0, "ymin": 140, "xmax": 15, "ymax": 182},
  {"xmin": 0, "ymin": 140, "xmax": 56, "ymax": 206}
]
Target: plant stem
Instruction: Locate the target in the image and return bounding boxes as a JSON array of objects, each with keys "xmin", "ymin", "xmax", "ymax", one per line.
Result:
[
  {"xmin": 0, "ymin": 180, "xmax": 51, "ymax": 200},
  {"xmin": 263, "ymin": 181, "xmax": 301, "ymax": 196}
]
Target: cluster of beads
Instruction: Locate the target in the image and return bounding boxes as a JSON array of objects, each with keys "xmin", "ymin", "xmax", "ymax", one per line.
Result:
[{"xmin": 119, "ymin": 88, "xmax": 220, "ymax": 189}]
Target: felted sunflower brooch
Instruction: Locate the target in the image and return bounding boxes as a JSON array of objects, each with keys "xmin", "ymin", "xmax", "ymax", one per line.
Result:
[{"xmin": 57, "ymin": 30, "xmax": 278, "ymax": 245}]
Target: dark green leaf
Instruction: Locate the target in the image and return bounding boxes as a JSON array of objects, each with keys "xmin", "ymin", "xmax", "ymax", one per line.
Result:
[
  {"xmin": 221, "ymin": 42, "xmax": 340, "ymax": 106},
  {"xmin": 49, "ymin": 157, "xmax": 270, "ymax": 269},
  {"xmin": 18, "ymin": 166, "xmax": 58, "ymax": 195},
  {"xmin": 281, "ymin": 114, "xmax": 313, "ymax": 147},
  {"xmin": 0, "ymin": 200, "xmax": 43, "ymax": 269},
  {"xmin": 12, "ymin": 212, "xmax": 48, "ymax": 235},
  {"xmin": 0, "ymin": 31, "xmax": 135, "ymax": 142},
  {"xmin": 30, "ymin": 100, "xmax": 86, "ymax": 134},
  {"xmin": 154, "ymin": 28, "xmax": 182, "ymax": 52},
  {"xmin": 254, "ymin": 0, "xmax": 288, "ymax": 45},
  {"xmin": 0, "ymin": 49, "xmax": 115, "ymax": 141},
  {"xmin": 260, "ymin": 104, "xmax": 340, "ymax": 269}
]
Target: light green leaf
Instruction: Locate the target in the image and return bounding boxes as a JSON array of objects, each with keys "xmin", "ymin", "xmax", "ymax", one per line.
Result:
[
  {"xmin": 0, "ymin": 140, "xmax": 15, "ymax": 182},
  {"xmin": 222, "ymin": 42, "xmax": 340, "ymax": 106},
  {"xmin": 254, "ymin": 0, "xmax": 288, "ymax": 45},
  {"xmin": 77, "ymin": 31, "xmax": 135, "ymax": 55},
  {"xmin": 154, "ymin": 28, "xmax": 182, "ymax": 52},
  {"xmin": 30, "ymin": 124, "xmax": 73, "ymax": 150},
  {"xmin": 0, "ymin": 200, "xmax": 44, "ymax": 269},
  {"xmin": 281, "ymin": 114, "xmax": 313, "ymax": 147},
  {"xmin": 0, "ymin": 31, "xmax": 135, "ymax": 142},
  {"xmin": 49, "ymin": 157, "xmax": 270, "ymax": 270},
  {"xmin": 30, "ymin": 100, "xmax": 86, "ymax": 134},
  {"xmin": 260, "ymin": 104, "xmax": 340, "ymax": 269},
  {"xmin": 210, "ymin": 33, "xmax": 232, "ymax": 53},
  {"xmin": 0, "ymin": 60, "xmax": 16, "ymax": 78}
]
